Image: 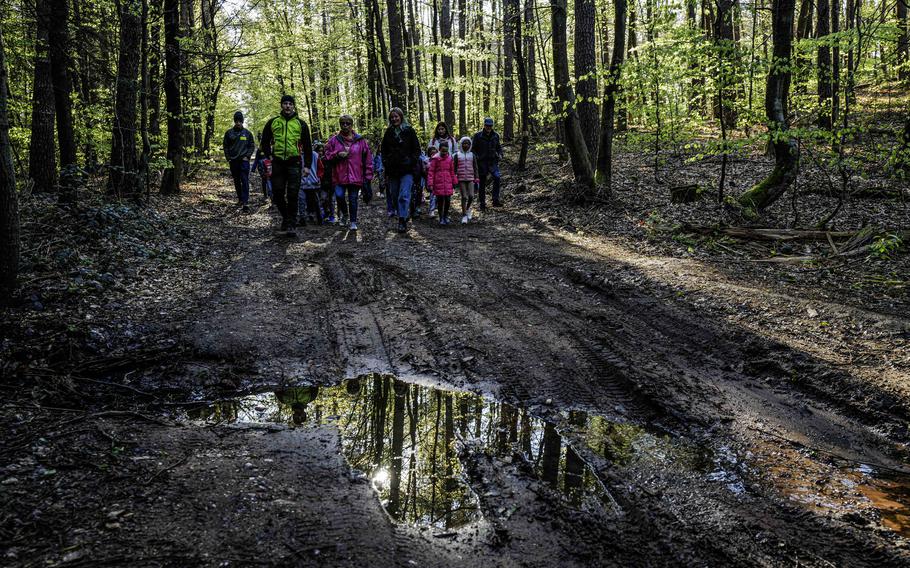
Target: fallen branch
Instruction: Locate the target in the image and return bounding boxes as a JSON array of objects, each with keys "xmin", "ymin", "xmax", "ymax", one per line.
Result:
[{"xmin": 676, "ymin": 224, "xmax": 910, "ymax": 243}]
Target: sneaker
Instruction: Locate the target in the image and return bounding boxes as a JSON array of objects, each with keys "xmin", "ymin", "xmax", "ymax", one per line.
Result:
[
  {"xmin": 467, "ymin": 210, "xmax": 473, "ymax": 221},
  {"xmin": 439, "ymin": 218, "xmax": 445, "ymax": 225},
  {"xmin": 241, "ymin": 205, "xmax": 250, "ymax": 213},
  {"xmin": 279, "ymin": 220, "xmax": 288, "ymax": 232},
  {"xmin": 340, "ymin": 215, "xmax": 348, "ymax": 226},
  {"xmin": 397, "ymin": 220, "xmax": 405, "ymax": 233},
  {"xmin": 387, "ymin": 211, "xmax": 396, "ymax": 218},
  {"xmin": 286, "ymin": 223, "xmax": 297, "ymax": 236},
  {"xmin": 349, "ymin": 222, "xmax": 358, "ymax": 231},
  {"xmin": 493, "ymin": 200, "xmax": 503, "ymax": 207},
  {"xmin": 461, "ymin": 215, "xmax": 468, "ymax": 224},
  {"xmin": 326, "ymin": 215, "xmax": 335, "ymax": 224}
]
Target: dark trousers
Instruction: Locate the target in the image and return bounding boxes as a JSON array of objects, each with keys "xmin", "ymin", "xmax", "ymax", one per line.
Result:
[
  {"xmin": 229, "ymin": 159, "xmax": 251, "ymax": 204},
  {"xmin": 478, "ymin": 162, "xmax": 501, "ymax": 208},
  {"xmin": 271, "ymin": 158, "xmax": 302, "ymax": 225},
  {"xmin": 437, "ymin": 195, "xmax": 452, "ymax": 220}
]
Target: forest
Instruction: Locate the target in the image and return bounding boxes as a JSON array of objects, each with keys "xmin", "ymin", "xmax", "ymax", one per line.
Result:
[{"xmin": 1, "ymin": 0, "xmax": 910, "ymax": 565}]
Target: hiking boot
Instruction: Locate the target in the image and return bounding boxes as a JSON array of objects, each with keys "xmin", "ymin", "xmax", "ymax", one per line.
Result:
[
  {"xmin": 241, "ymin": 205, "xmax": 250, "ymax": 213},
  {"xmin": 349, "ymin": 222, "xmax": 358, "ymax": 231},
  {"xmin": 279, "ymin": 220, "xmax": 288, "ymax": 232}
]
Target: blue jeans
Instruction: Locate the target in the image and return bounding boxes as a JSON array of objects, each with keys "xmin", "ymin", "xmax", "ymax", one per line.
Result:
[
  {"xmin": 335, "ymin": 185, "xmax": 360, "ymax": 223},
  {"xmin": 478, "ymin": 162, "xmax": 501, "ymax": 207},
  {"xmin": 229, "ymin": 159, "xmax": 251, "ymax": 204},
  {"xmin": 388, "ymin": 174, "xmax": 414, "ymax": 220}
]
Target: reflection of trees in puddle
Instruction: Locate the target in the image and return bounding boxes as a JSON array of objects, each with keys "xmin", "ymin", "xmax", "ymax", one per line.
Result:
[{"xmin": 188, "ymin": 375, "xmax": 628, "ymax": 528}]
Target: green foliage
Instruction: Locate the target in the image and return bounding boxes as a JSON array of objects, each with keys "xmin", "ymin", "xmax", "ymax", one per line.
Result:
[{"xmin": 869, "ymin": 233, "xmax": 904, "ymax": 259}]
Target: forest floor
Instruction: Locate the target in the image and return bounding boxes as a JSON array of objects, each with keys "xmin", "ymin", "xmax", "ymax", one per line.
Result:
[{"xmin": 2, "ymin": 140, "xmax": 910, "ymax": 567}]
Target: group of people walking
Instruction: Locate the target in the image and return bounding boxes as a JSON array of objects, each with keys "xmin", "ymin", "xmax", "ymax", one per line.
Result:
[{"xmin": 223, "ymin": 96, "xmax": 504, "ymax": 236}]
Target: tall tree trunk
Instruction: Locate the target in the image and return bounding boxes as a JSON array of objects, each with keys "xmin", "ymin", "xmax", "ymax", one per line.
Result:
[
  {"xmin": 387, "ymin": 0, "xmax": 408, "ymax": 109},
  {"xmin": 524, "ymin": 0, "xmax": 538, "ymax": 131},
  {"xmin": 514, "ymin": 0, "xmax": 531, "ymax": 167},
  {"xmin": 432, "ymin": 0, "xmax": 442, "ymax": 118},
  {"xmin": 441, "ymin": 0, "xmax": 455, "ymax": 126},
  {"xmin": 458, "ymin": 0, "xmax": 467, "ymax": 133},
  {"xmin": 48, "ymin": 0, "xmax": 77, "ymax": 175},
  {"xmin": 110, "ymin": 0, "xmax": 142, "ymax": 198},
  {"xmin": 0, "ymin": 27, "xmax": 19, "ymax": 298},
  {"xmin": 149, "ymin": 0, "xmax": 162, "ymax": 136},
  {"xmin": 899, "ymin": 0, "xmax": 909, "ymax": 81},
  {"xmin": 831, "ymin": 0, "xmax": 840, "ymax": 127},
  {"xmin": 574, "ymin": 0, "xmax": 599, "ymax": 154},
  {"xmin": 817, "ymin": 0, "xmax": 832, "ymax": 128},
  {"xmin": 160, "ymin": 0, "xmax": 182, "ymax": 194},
  {"xmin": 619, "ymin": 0, "xmax": 637, "ymax": 130},
  {"xmin": 503, "ymin": 0, "xmax": 518, "ymax": 140},
  {"xmin": 408, "ymin": 0, "xmax": 426, "ymax": 128},
  {"xmin": 552, "ymin": 0, "xmax": 595, "ymax": 187},
  {"xmin": 29, "ymin": 0, "xmax": 57, "ymax": 194},
  {"xmin": 713, "ymin": 0, "xmax": 738, "ymax": 129},
  {"xmin": 738, "ymin": 0, "xmax": 798, "ymax": 214},
  {"xmin": 595, "ymin": 0, "xmax": 627, "ymax": 192}
]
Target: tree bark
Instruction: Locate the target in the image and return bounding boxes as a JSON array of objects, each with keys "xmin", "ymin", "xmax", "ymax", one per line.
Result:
[
  {"xmin": 738, "ymin": 0, "xmax": 798, "ymax": 214},
  {"xmin": 595, "ymin": 0, "xmax": 627, "ymax": 192},
  {"xmin": 817, "ymin": 0, "xmax": 832, "ymax": 128},
  {"xmin": 160, "ymin": 0, "xmax": 182, "ymax": 194},
  {"xmin": 387, "ymin": 0, "xmax": 408, "ymax": 109},
  {"xmin": 574, "ymin": 0, "xmax": 599, "ymax": 154},
  {"xmin": 713, "ymin": 0, "xmax": 738, "ymax": 129},
  {"xmin": 110, "ymin": 0, "xmax": 143, "ymax": 198},
  {"xmin": 0, "ymin": 27, "xmax": 19, "ymax": 297},
  {"xmin": 524, "ymin": 0, "xmax": 538, "ymax": 131},
  {"xmin": 29, "ymin": 0, "xmax": 57, "ymax": 194},
  {"xmin": 514, "ymin": 0, "xmax": 531, "ymax": 168},
  {"xmin": 149, "ymin": 0, "xmax": 162, "ymax": 136},
  {"xmin": 899, "ymin": 0, "xmax": 909, "ymax": 81},
  {"xmin": 441, "ymin": 0, "xmax": 455, "ymax": 126},
  {"xmin": 552, "ymin": 0, "xmax": 595, "ymax": 187},
  {"xmin": 503, "ymin": 0, "xmax": 518, "ymax": 140},
  {"xmin": 48, "ymin": 0, "xmax": 77, "ymax": 173},
  {"xmin": 458, "ymin": 0, "xmax": 467, "ymax": 133}
]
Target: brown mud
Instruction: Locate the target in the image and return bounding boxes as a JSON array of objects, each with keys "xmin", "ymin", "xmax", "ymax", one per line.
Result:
[{"xmin": 2, "ymin": 166, "xmax": 910, "ymax": 567}]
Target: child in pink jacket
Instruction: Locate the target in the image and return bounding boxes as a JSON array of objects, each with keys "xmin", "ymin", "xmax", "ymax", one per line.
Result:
[
  {"xmin": 426, "ymin": 143, "xmax": 457, "ymax": 225},
  {"xmin": 453, "ymin": 136, "xmax": 480, "ymax": 223}
]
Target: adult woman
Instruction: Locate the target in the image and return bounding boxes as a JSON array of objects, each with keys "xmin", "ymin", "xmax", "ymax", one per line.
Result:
[
  {"xmin": 428, "ymin": 121, "xmax": 457, "ymax": 155},
  {"xmin": 380, "ymin": 107, "xmax": 422, "ymax": 234},
  {"xmin": 323, "ymin": 115, "xmax": 373, "ymax": 231}
]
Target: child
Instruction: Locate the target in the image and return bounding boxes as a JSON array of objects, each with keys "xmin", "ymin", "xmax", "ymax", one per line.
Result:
[
  {"xmin": 453, "ymin": 137, "xmax": 480, "ymax": 224},
  {"xmin": 318, "ymin": 143, "xmax": 336, "ymax": 223},
  {"xmin": 299, "ymin": 145, "xmax": 324, "ymax": 225},
  {"xmin": 410, "ymin": 145, "xmax": 432, "ymax": 219},
  {"xmin": 253, "ymin": 136, "xmax": 272, "ymax": 201},
  {"xmin": 424, "ymin": 146, "xmax": 438, "ymax": 217},
  {"xmin": 426, "ymin": 143, "xmax": 456, "ymax": 225}
]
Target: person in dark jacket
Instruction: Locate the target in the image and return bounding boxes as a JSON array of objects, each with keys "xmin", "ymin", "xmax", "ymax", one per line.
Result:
[
  {"xmin": 223, "ymin": 111, "xmax": 256, "ymax": 211},
  {"xmin": 471, "ymin": 117, "xmax": 504, "ymax": 211},
  {"xmin": 260, "ymin": 95, "xmax": 313, "ymax": 235},
  {"xmin": 380, "ymin": 107, "xmax": 422, "ymax": 234}
]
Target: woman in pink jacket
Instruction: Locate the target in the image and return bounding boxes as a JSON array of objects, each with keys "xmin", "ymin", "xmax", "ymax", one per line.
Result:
[
  {"xmin": 426, "ymin": 143, "xmax": 457, "ymax": 225},
  {"xmin": 323, "ymin": 115, "xmax": 373, "ymax": 231}
]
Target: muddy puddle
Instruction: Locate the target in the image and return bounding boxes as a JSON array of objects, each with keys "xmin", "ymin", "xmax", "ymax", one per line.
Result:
[
  {"xmin": 180, "ymin": 376, "xmax": 670, "ymax": 530},
  {"xmin": 746, "ymin": 440, "xmax": 910, "ymax": 537},
  {"xmin": 179, "ymin": 375, "xmax": 910, "ymax": 537}
]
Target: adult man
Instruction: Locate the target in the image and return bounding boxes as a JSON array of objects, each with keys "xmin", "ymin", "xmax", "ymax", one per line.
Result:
[
  {"xmin": 471, "ymin": 117, "xmax": 504, "ymax": 211},
  {"xmin": 222, "ymin": 111, "xmax": 256, "ymax": 212},
  {"xmin": 260, "ymin": 95, "xmax": 313, "ymax": 234}
]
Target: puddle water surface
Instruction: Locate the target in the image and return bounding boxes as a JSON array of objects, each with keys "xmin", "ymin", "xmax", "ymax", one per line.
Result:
[
  {"xmin": 183, "ymin": 376, "xmax": 910, "ymax": 537},
  {"xmin": 185, "ymin": 376, "xmax": 618, "ymax": 530}
]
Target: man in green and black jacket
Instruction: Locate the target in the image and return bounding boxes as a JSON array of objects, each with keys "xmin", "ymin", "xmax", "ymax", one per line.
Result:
[{"xmin": 260, "ymin": 95, "xmax": 313, "ymax": 234}]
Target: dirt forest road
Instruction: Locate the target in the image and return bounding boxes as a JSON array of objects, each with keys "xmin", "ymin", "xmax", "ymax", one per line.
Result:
[
  {"xmin": 143, "ymin": 187, "xmax": 908, "ymax": 567},
  {"xmin": 6, "ymin": 183, "xmax": 910, "ymax": 567}
]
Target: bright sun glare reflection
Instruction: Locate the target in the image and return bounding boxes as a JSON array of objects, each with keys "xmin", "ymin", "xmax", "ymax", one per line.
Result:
[{"xmin": 372, "ymin": 468, "xmax": 390, "ymax": 488}]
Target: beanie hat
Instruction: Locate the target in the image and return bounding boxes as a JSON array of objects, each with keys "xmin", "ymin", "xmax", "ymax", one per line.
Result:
[
  {"xmin": 281, "ymin": 94, "xmax": 295, "ymax": 105},
  {"xmin": 233, "ymin": 111, "xmax": 243, "ymax": 123},
  {"xmin": 483, "ymin": 117, "xmax": 494, "ymax": 126}
]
